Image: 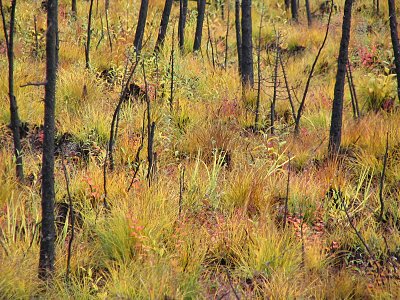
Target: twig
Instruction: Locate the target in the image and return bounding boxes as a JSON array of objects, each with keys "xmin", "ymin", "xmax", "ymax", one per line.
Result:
[
  {"xmin": 179, "ymin": 166, "xmax": 185, "ymax": 217},
  {"xmin": 169, "ymin": 23, "xmax": 175, "ymax": 112},
  {"xmin": 294, "ymin": 0, "xmax": 333, "ymax": 135},
  {"xmin": 347, "ymin": 60, "xmax": 360, "ymax": 118},
  {"xmin": 20, "ymin": 81, "xmax": 47, "ymax": 88},
  {"xmin": 224, "ymin": 1, "xmax": 230, "ymax": 69},
  {"xmin": 61, "ymin": 148, "xmax": 75, "ymax": 281},
  {"xmin": 379, "ymin": 132, "xmax": 389, "ymax": 222},
  {"xmin": 96, "ymin": 14, "xmax": 105, "ymax": 50},
  {"xmin": 270, "ymin": 31, "xmax": 280, "ymax": 135},
  {"xmin": 280, "ymin": 55, "xmax": 296, "ymax": 121},
  {"xmin": 127, "ymin": 110, "xmax": 146, "ymax": 192},
  {"xmin": 104, "ymin": 57, "xmax": 139, "ymax": 208},
  {"xmin": 254, "ymin": 11, "xmax": 263, "ymax": 130},
  {"xmin": 207, "ymin": 13, "xmax": 215, "ymax": 70},
  {"xmin": 33, "ymin": 15, "xmax": 39, "ymax": 57},
  {"xmin": 224, "ymin": 266, "xmax": 240, "ymax": 300},
  {"xmin": 283, "ymin": 154, "xmax": 291, "ymax": 229},
  {"xmin": 346, "ymin": 66, "xmax": 357, "ymax": 119},
  {"xmin": 339, "ymin": 192, "xmax": 373, "ymax": 258},
  {"xmin": 142, "ymin": 62, "xmax": 156, "ymax": 184},
  {"xmin": 105, "ymin": 8, "xmax": 113, "ymax": 52}
]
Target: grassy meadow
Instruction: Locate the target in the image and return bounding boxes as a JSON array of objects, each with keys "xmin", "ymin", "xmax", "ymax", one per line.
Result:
[{"xmin": 1, "ymin": 0, "xmax": 400, "ymax": 298}]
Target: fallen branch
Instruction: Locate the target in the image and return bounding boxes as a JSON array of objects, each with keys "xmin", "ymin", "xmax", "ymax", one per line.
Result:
[{"xmin": 20, "ymin": 81, "xmax": 47, "ymax": 88}]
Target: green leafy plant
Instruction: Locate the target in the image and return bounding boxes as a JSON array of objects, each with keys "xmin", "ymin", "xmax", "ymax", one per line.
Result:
[{"xmin": 361, "ymin": 72, "xmax": 397, "ymax": 111}]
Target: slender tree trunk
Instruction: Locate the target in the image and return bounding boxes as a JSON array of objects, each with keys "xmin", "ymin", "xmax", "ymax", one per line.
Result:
[
  {"xmin": 328, "ymin": 0, "xmax": 353, "ymax": 156},
  {"xmin": 271, "ymin": 38, "xmax": 280, "ymax": 135},
  {"xmin": 241, "ymin": 0, "xmax": 254, "ymax": 87},
  {"xmin": 170, "ymin": 25, "xmax": 175, "ymax": 111},
  {"xmin": 71, "ymin": 0, "xmax": 76, "ymax": 15},
  {"xmin": 291, "ymin": 0, "xmax": 298, "ymax": 22},
  {"xmin": 254, "ymin": 14, "xmax": 262, "ymax": 129},
  {"xmin": 285, "ymin": 0, "xmax": 290, "ymax": 10},
  {"xmin": 85, "ymin": 0, "xmax": 94, "ymax": 68},
  {"xmin": 305, "ymin": 0, "xmax": 312, "ymax": 26},
  {"xmin": 235, "ymin": 0, "xmax": 242, "ymax": 75},
  {"xmin": 155, "ymin": 0, "xmax": 173, "ymax": 52},
  {"xmin": 224, "ymin": 1, "xmax": 230, "ymax": 68},
  {"xmin": 134, "ymin": 0, "xmax": 149, "ymax": 54},
  {"xmin": 39, "ymin": 0, "xmax": 58, "ymax": 280},
  {"xmin": 193, "ymin": 0, "xmax": 206, "ymax": 51},
  {"xmin": 388, "ymin": 0, "xmax": 400, "ymax": 102},
  {"xmin": 1, "ymin": 0, "xmax": 24, "ymax": 181},
  {"xmin": 178, "ymin": 0, "xmax": 188, "ymax": 51}
]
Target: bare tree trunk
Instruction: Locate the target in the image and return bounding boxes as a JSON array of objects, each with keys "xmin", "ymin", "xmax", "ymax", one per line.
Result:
[
  {"xmin": 241, "ymin": 0, "xmax": 254, "ymax": 87},
  {"xmin": 134, "ymin": 0, "xmax": 149, "ymax": 54},
  {"xmin": 388, "ymin": 0, "xmax": 400, "ymax": 102},
  {"xmin": 224, "ymin": 1, "xmax": 230, "ymax": 68},
  {"xmin": 235, "ymin": 0, "xmax": 242, "ymax": 75},
  {"xmin": 291, "ymin": 0, "xmax": 298, "ymax": 22},
  {"xmin": 305, "ymin": 0, "xmax": 312, "ymax": 26},
  {"xmin": 285, "ymin": 0, "xmax": 290, "ymax": 10},
  {"xmin": 328, "ymin": 0, "xmax": 353, "ymax": 156},
  {"xmin": 178, "ymin": 0, "xmax": 188, "ymax": 51},
  {"xmin": 39, "ymin": 0, "xmax": 58, "ymax": 280},
  {"xmin": 1, "ymin": 0, "xmax": 24, "ymax": 182},
  {"xmin": 71, "ymin": 0, "xmax": 76, "ymax": 15},
  {"xmin": 254, "ymin": 14, "xmax": 262, "ymax": 129},
  {"xmin": 193, "ymin": 0, "xmax": 206, "ymax": 51},
  {"xmin": 170, "ymin": 25, "xmax": 175, "ymax": 111},
  {"xmin": 155, "ymin": 0, "xmax": 173, "ymax": 52},
  {"xmin": 85, "ymin": 0, "xmax": 94, "ymax": 68},
  {"xmin": 271, "ymin": 37, "xmax": 280, "ymax": 135}
]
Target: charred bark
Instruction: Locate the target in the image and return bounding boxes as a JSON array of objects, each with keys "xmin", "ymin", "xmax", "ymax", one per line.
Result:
[
  {"xmin": 240, "ymin": 0, "xmax": 254, "ymax": 87},
  {"xmin": 1, "ymin": 0, "xmax": 24, "ymax": 181},
  {"xmin": 193, "ymin": 0, "xmax": 206, "ymax": 51},
  {"xmin": 388, "ymin": 0, "xmax": 400, "ymax": 101},
  {"xmin": 178, "ymin": 0, "xmax": 188, "ymax": 51},
  {"xmin": 134, "ymin": 0, "xmax": 149, "ymax": 54},
  {"xmin": 155, "ymin": 0, "xmax": 173, "ymax": 51},
  {"xmin": 39, "ymin": 0, "xmax": 58, "ymax": 280},
  {"xmin": 328, "ymin": 0, "xmax": 353, "ymax": 156},
  {"xmin": 235, "ymin": 0, "xmax": 242, "ymax": 75}
]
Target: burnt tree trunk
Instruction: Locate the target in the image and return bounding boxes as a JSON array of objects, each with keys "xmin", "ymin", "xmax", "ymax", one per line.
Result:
[
  {"xmin": 193, "ymin": 0, "xmax": 206, "ymax": 51},
  {"xmin": 240, "ymin": 0, "xmax": 254, "ymax": 87},
  {"xmin": 328, "ymin": 0, "xmax": 353, "ymax": 156},
  {"xmin": 133, "ymin": 0, "xmax": 149, "ymax": 54},
  {"xmin": 388, "ymin": 0, "xmax": 400, "ymax": 102},
  {"xmin": 285, "ymin": 0, "xmax": 290, "ymax": 10},
  {"xmin": 71, "ymin": 0, "xmax": 76, "ymax": 15},
  {"xmin": 1, "ymin": 0, "xmax": 24, "ymax": 181},
  {"xmin": 155, "ymin": 0, "xmax": 173, "ymax": 52},
  {"xmin": 235, "ymin": 0, "xmax": 242, "ymax": 75},
  {"xmin": 178, "ymin": 0, "xmax": 188, "ymax": 51},
  {"xmin": 85, "ymin": 0, "xmax": 94, "ymax": 68},
  {"xmin": 291, "ymin": 0, "xmax": 298, "ymax": 22},
  {"xmin": 305, "ymin": 0, "xmax": 312, "ymax": 26},
  {"xmin": 39, "ymin": 0, "xmax": 58, "ymax": 280}
]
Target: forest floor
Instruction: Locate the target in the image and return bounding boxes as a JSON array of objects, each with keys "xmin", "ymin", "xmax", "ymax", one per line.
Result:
[{"xmin": 1, "ymin": 0, "xmax": 400, "ymax": 298}]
